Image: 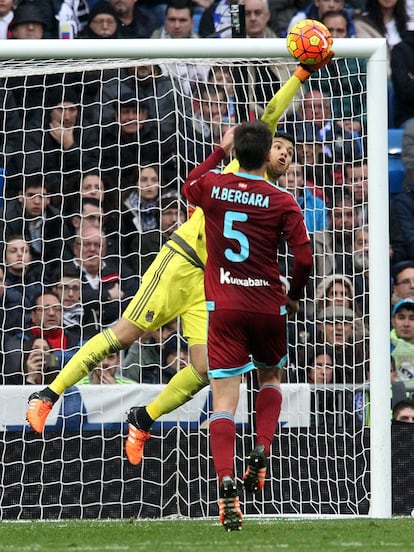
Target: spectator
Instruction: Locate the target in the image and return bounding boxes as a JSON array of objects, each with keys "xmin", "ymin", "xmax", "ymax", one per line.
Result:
[
  {"xmin": 162, "ymin": 332, "xmax": 189, "ymax": 382},
  {"xmin": 392, "ymin": 398, "xmax": 414, "ymax": 422},
  {"xmin": 71, "ymin": 225, "xmax": 139, "ymax": 327},
  {"xmin": 389, "ymin": 169, "xmax": 414, "ymax": 264},
  {"xmin": 119, "ymin": 164, "xmax": 161, "ymax": 267},
  {"xmin": 122, "ymin": 320, "xmax": 179, "ymax": 383},
  {"xmin": 344, "ymin": 159, "xmax": 368, "ymax": 226},
  {"xmin": 286, "ymin": 0, "xmax": 356, "ymax": 37},
  {"xmin": 23, "ymin": 335, "xmax": 58, "ymax": 385},
  {"xmin": 314, "ymin": 274, "xmax": 361, "ymax": 320},
  {"xmin": 391, "ymin": 261, "xmax": 414, "ymax": 306},
  {"xmin": 311, "ymin": 194, "xmax": 356, "ymax": 287},
  {"xmin": 293, "ymin": 132, "xmax": 334, "ymax": 203},
  {"xmin": 291, "ymin": 272, "xmax": 364, "ymax": 380},
  {"xmin": 121, "ymin": 164, "xmax": 160, "ymax": 231},
  {"xmin": 194, "ymin": 83, "xmax": 232, "ymax": 157},
  {"xmin": 64, "ymin": 172, "xmax": 106, "ymax": 218},
  {"xmin": 78, "ymin": 0, "xmax": 121, "ymax": 38},
  {"xmin": 132, "ymin": 193, "xmax": 187, "ymax": 276},
  {"xmin": 355, "ymin": 0, "xmax": 407, "ymax": 50},
  {"xmin": 68, "ymin": 181, "xmax": 120, "ymax": 259},
  {"xmin": 2, "ymin": 290, "xmax": 82, "ymax": 385},
  {"xmin": 8, "ymin": 1, "xmax": 48, "ymax": 39},
  {"xmin": 77, "ymin": 350, "xmax": 134, "ymax": 384},
  {"xmin": 96, "ymin": 64, "xmax": 197, "ymax": 182},
  {"xmin": 101, "ymin": 92, "xmax": 175, "ymax": 189},
  {"xmin": 151, "ymin": 0, "xmax": 198, "ymax": 37},
  {"xmin": 0, "ymin": 0, "xmax": 13, "ymax": 39},
  {"xmin": 52, "ymin": 263, "xmax": 100, "ymax": 340},
  {"xmin": 29, "ymin": 290, "xmax": 81, "ymax": 356},
  {"xmin": 2, "ymin": 235, "xmax": 43, "ymax": 338},
  {"xmin": 307, "ymin": 343, "xmax": 336, "ymax": 428},
  {"xmin": 278, "ymin": 161, "xmax": 328, "ymax": 232},
  {"xmin": 390, "ymin": 298, "xmax": 414, "ymax": 382},
  {"xmin": 390, "ymin": 30, "xmax": 414, "ymax": 127},
  {"xmin": 22, "ymin": 86, "xmax": 97, "ymax": 202},
  {"xmin": 207, "ymin": 65, "xmax": 236, "ymax": 123},
  {"xmin": 109, "ymin": 0, "xmax": 158, "ymax": 38},
  {"xmin": 268, "ymin": 0, "xmax": 307, "ymax": 37},
  {"xmin": 314, "ymin": 307, "xmax": 368, "ymax": 427},
  {"xmin": 307, "ymin": 344, "xmax": 334, "ymax": 384},
  {"xmin": 347, "ymin": 225, "xmax": 370, "ymax": 319},
  {"xmin": 244, "ymin": 0, "xmax": 276, "ymax": 38},
  {"xmin": 284, "ymin": 88, "xmax": 362, "ymax": 166},
  {"xmin": 3, "ymin": 176, "xmax": 73, "ymax": 277}
]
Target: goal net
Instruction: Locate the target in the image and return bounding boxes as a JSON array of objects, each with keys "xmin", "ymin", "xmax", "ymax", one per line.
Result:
[{"xmin": 0, "ymin": 38, "xmax": 391, "ymax": 520}]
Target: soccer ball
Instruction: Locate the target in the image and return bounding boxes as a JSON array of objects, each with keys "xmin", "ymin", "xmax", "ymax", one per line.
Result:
[{"xmin": 286, "ymin": 19, "xmax": 333, "ymax": 66}]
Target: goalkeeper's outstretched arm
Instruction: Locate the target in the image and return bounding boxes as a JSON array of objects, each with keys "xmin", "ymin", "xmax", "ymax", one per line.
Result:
[
  {"xmin": 261, "ymin": 52, "xmax": 335, "ymax": 135},
  {"xmin": 225, "ymin": 52, "xmax": 335, "ymax": 174}
]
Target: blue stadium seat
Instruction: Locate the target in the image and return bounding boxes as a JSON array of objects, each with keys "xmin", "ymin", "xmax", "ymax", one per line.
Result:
[{"xmin": 388, "ymin": 128, "xmax": 405, "ymax": 198}]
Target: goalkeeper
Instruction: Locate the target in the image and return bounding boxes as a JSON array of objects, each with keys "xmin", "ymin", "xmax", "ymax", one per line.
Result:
[{"xmin": 26, "ymin": 53, "xmax": 334, "ymax": 465}]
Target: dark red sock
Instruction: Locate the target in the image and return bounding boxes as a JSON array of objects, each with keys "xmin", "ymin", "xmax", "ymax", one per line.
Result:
[
  {"xmin": 209, "ymin": 415, "xmax": 236, "ymax": 485},
  {"xmin": 255, "ymin": 385, "xmax": 282, "ymax": 456}
]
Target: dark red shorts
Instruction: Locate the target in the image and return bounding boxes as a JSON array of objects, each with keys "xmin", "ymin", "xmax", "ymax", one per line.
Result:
[{"xmin": 207, "ymin": 309, "xmax": 287, "ymax": 375}]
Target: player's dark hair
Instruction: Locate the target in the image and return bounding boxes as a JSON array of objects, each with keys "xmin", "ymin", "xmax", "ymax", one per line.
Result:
[
  {"xmin": 274, "ymin": 131, "xmax": 295, "ymax": 147},
  {"xmin": 234, "ymin": 120, "xmax": 272, "ymax": 171}
]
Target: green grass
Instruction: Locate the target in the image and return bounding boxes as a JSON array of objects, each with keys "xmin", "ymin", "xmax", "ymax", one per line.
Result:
[{"xmin": 0, "ymin": 518, "xmax": 413, "ymax": 552}]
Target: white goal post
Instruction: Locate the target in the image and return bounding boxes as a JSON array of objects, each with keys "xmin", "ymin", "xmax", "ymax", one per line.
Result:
[{"xmin": 0, "ymin": 38, "xmax": 391, "ymax": 519}]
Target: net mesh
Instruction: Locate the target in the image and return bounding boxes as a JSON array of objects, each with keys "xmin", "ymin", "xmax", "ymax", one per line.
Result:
[{"xmin": 0, "ymin": 53, "xmax": 373, "ymax": 518}]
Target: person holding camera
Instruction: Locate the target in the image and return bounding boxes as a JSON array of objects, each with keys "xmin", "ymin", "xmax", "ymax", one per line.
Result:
[{"xmin": 24, "ymin": 336, "xmax": 58, "ymax": 386}]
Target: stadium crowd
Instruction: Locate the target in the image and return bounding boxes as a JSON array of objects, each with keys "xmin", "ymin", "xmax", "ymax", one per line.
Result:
[{"xmin": 0, "ymin": 0, "xmax": 412, "ymax": 428}]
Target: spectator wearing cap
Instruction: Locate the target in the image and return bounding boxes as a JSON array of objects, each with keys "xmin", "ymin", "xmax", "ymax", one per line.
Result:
[
  {"xmin": 78, "ymin": 0, "xmax": 121, "ymax": 38},
  {"xmin": 96, "ymin": 64, "xmax": 197, "ymax": 182},
  {"xmin": 391, "ymin": 298, "xmax": 414, "ymax": 382},
  {"xmin": 9, "ymin": 2, "xmax": 48, "ymax": 39},
  {"xmin": 101, "ymin": 91, "xmax": 175, "ymax": 192}
]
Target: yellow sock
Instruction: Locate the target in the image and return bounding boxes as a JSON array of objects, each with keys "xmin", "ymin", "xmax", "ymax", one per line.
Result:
[
  {"xmin": 49, "ymin": 329, "xmax": 122, "ymax": 395},
  {"xmin": 146, "ymin": 364, "xmax": 207, "ymax": 421}
]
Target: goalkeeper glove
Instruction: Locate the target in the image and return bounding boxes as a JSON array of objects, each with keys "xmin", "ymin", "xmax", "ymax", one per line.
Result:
[{"xmin": 293, "ymin": 51, "xmax": 335, "ymax": 83}]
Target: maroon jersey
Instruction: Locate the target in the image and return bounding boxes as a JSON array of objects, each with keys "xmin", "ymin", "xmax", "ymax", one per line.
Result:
[{"xmin": 183, "ymin": 168, "xmax": 310, "ymax": 314}]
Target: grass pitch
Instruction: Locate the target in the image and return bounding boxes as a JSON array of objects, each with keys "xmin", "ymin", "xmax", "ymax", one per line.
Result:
[{"xmin": 0, "ymin": 518, "xmax": 413, "ymax": 552}]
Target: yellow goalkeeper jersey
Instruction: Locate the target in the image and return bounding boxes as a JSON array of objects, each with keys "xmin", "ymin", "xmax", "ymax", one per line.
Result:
[{"xmin": 168, "ymin": 74, "xmax": 302, "ymax": 269}]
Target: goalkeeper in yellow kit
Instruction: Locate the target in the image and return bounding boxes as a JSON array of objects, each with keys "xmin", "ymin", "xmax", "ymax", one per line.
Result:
[{"xmin": 26, "ymin": 55, "xmax": 333, "ymax": 464}]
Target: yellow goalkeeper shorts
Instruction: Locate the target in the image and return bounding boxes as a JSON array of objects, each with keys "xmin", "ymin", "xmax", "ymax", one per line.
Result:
[{"xmin": 122, "ymin": 245, "xmax": 206, "ymax": 347}]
